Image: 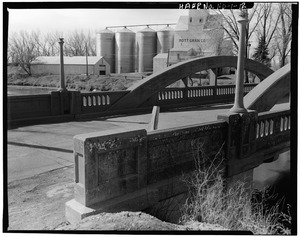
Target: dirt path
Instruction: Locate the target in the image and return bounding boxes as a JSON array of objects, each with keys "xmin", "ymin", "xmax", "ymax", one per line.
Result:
[
  {"xmin": 7, "ymin": 166, "xmax": 74, "ymax": 230},
  {"xmin": 6, "ymin": 165, "xmax": 228, "ymax": 232}
]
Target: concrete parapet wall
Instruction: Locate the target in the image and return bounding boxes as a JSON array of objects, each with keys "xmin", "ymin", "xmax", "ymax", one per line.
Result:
[
  {"xmin": 7, "ymin": 90, "xmax": 82, "ymax": 127},
  {"xmin": 146, "ymin": 121, "xmax": 227, "ymax": 185},
  {"xmin": 66, "ymin": 109, "xmax": 290, "ymax": 224},
  {"xmin": 7, "ymin": 94, "xmax": 52, "ymax": 120},
  {"xmin": 67, "ymin": 121, "xmax": 228, "ymax": 223}
]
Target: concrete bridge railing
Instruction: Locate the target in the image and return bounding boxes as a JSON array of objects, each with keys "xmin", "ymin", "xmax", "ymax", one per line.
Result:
[
  {"xmin": 7, "ymin": 83, "xmax": 256, "ymax": 127},
  {"xmin": 66, "ymin": 108, "xmax": 290, "ymax": 224}
]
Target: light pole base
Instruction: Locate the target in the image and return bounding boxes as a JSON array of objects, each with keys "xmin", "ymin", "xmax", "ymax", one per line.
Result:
[
  {"xmin": 57, "ymin": 88, "xmax": 68, "ymax": 92},
  {"xmin": 229, "ymin": 106, "xmax": 248, "ymax": 114}
]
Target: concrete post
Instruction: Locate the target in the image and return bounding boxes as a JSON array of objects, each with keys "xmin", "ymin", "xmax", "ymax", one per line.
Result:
[
  {"xmin": 208, "ymin": 69, "xmax": 216, "ymax": 86},
  {"xmin": 230, "ymin": 10, "xmax": 248, "ymax": 114},
  {"xmin": 58, "ymin": 38, "xmax": 67, "ymax": 92},
  {"xmin": 149, "ymin": 106, "xmax": 160, "ymax": 131}
]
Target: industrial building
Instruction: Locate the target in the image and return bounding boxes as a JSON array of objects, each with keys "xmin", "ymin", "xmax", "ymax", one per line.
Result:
[
  {"xmin": 97, "ymin": 9, "xmax": 233, "ymax": 74},
  {"xmin": 31, "ymin": 56, "xmax": 110, "ymax": 75}
]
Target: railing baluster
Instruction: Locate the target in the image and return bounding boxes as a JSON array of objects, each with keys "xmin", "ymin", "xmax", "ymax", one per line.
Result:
[
  {"xmin": 265, "ymin": 120, "xmax": 269, "ymax": 136},
  {"xmin": 88, "ymin": 96, "xmax": 92, "ymax": 106},
  {"xmin": 270, "ymin": 120, "xmax": 274, "ymax": 135},
  {"xmin": 280, "ymin": 117, "xmax": 284, "ymax": 132},
  {"xmin": 83, "ymin": 96, "xmax": 87, "ymax": 107},
  {"xmin": 260, "ymin": 121, "xmax": 264, "ymax": 137},
  {"xmin": 284, "ymin": 116, "xmax": 288, "ymax": 131}
]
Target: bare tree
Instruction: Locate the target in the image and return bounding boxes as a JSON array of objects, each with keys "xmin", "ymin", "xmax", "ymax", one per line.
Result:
[
  {"xmin": 64, "ymin": 30, "xmax": 86, "ymax": 56},
  {"xmin": 274, "ymin": 3, "xmax": 292, "ymax": 68},
  {"xmin": 63, "ymin": 30, "xmax": 96, "ymax": 56},
  {"xmin": 86, "ymin": 30, "xmax": 96, "ymax": 56},
  {"xmin": 255, "ymin": 3, "xmax": 280, "ymax": 61},
  {"xmin": 216, "ymin": 4, "xmax": 264, "ymax": 57},
  {"xmin": 8, "ymin": 30, "xmax": 41, "ymax": 75},
  {"xmin": 252, "ymin": 3, "xmax": 281, "ymax": 68},
  {"xmin": 45, "ymin": 31, "xmax": 61, "ymax": 56}
]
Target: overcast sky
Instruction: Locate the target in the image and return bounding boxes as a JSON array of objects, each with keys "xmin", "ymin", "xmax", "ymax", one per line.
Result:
[{"xmin": 8, "ymin": 8, "xmax": 189, "ymax": 35}]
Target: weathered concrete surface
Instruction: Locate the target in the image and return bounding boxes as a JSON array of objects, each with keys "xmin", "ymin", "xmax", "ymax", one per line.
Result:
[
  {"xmin": 108, "ymin": 56, "xmax": 274, "ymax": 111},
  {"xmin": 244, "ymin": 63, "xmax": 290, "ymax": 112}
]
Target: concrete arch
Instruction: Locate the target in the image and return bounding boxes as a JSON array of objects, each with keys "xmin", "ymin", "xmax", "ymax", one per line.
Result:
[
  {"xmin": 109, "ymin": 56, "xmax": 274, "ymax": 111},
  {"xmin": 245, "ymin": 63, "xmax": 290, "ymax": 113}
]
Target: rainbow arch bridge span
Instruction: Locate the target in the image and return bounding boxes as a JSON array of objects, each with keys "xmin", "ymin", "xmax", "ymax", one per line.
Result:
[{"xmin": 8, "ymin": 56, "xmax": 282, "ymax": 127}]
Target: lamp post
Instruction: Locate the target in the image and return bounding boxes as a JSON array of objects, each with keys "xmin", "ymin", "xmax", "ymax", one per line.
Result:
[
  {"xmin": 58, "ymin": 38, "xmax": 67, "ymax": 92},
  {"xmin": 230, "ymin": 9, "xmax": 248, "ymax": 114}
]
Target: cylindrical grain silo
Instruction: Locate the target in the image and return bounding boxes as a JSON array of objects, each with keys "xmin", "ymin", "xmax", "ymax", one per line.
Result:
[
  {"xmin": 157, "ymin": 26, "xmax": 174, "ymax": 54},
  {"xmin": 97, "ymin": 28, "xmax": 115, "ymax": 73},
  {"xmin": 136, "ymin": 26, "xmax": 157, "ymax": 73},
  {"xmin": 115, "ymin": 27, "xmax": 135, "ymax": 73}
]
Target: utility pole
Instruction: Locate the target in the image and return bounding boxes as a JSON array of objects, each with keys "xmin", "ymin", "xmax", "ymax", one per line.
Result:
[
  {"xmin": 229, "ymin": 9, "xmax": 248, "ymax": 114},
  {"xmin": 85, "ymin": 42, "xmax": 89, "ymax": 77}
]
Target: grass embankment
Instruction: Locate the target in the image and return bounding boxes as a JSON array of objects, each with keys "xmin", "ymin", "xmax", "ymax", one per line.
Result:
[
  {"xmin": 7, "ymin": 66, "xmax": 144, "ymax": 92},
  {"xmin": 180, "ymin": 140, "xmax": 291, "ymax": 234}
]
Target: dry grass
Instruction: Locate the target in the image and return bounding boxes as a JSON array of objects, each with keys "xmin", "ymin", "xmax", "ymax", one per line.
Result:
[{"xmin": 180, "ymin": 140, "xmax": 291, "ymax": 235}]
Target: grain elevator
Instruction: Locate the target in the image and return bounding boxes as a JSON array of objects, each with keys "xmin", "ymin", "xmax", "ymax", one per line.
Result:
[{"xmin": 96, "ymin": 9, "xmax": 232, "ymax": 74}]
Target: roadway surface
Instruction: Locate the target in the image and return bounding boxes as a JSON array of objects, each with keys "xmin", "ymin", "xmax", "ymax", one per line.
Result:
[{"xmin": 7, "ymin": 103, "xmax": 289, "ymax": 183}]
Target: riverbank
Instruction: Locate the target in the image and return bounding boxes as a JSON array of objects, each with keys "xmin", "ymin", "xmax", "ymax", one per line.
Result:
[
  {"xmin": 7, "ymin": 66, "xmax": 146, "ymax": 92},
  {"xmin": 7, "ymin": 73, "xmax": 140, "ymax": 92}
]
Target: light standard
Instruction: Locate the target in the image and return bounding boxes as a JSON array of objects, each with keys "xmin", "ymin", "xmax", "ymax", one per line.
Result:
[
  {"xmin": 229, "ymin": 9, "xmax": 248, "ymax": 114},
  {"xmin": 58, "ymin": 38, "xmax": 67, "ymax": 92},
  {"xmin": 247, "ymin": 41, "xmax": 252, "ymax": 82}
]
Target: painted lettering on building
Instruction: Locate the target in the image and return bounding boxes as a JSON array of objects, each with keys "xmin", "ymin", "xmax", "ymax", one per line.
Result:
[{"xmin": 179, "ymin": 38, "xmax": 206, "ymax": 43}]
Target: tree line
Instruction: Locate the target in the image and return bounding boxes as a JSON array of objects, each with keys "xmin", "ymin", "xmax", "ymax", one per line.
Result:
[
  {"xmin": 216, "ymin": 2, "xmax": 292, "ymax": 69},
  {"xmin": 8, "ymin": 30, "xmax": 97, "ymax": 75},
  {"xmin": 7, "ymin": 3, "xmax": 292, "ymax": 76}
]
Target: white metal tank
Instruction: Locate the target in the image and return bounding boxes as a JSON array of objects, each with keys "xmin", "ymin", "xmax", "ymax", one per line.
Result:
[
  {"xmin": 136, "ymin": 26, "xmax": 157, "ymax": 72},
  {"xmin": 97, "ymin": 28, "xmax": 115, "ymax": 73},
  {"xmin": 157, "ymin": 25, "xmax": 174, "ymax": 54},
  {"xmin": 115, "ymin": 27, "xmax": 135, "ymax": 73}
]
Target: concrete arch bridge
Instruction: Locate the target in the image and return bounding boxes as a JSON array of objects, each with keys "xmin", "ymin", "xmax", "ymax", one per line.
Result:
[
  {"xmin": 65, "ymin": 60, "xmax": 291, "ymax": 223},
  {"xmin": 8, "ymin": 56, "xmax": 290, "ymax": 128},
  {"xmin": 107, "ymin": 55, "xmax": 276, "ymax": 113}
]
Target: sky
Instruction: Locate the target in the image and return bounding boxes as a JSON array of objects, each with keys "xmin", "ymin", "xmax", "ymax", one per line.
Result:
[{"xmin": 8, "ymin": 8, "xmax": 189, "ymax": 35}]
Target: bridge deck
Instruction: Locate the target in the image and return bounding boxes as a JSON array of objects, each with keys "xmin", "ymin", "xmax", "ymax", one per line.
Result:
[{"xmin": 7, "ymin": 102, "xmax": 289, "ymax": 183}]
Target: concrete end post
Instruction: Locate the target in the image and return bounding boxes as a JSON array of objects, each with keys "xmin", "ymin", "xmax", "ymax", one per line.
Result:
[
  {"xmin": 66, "ymin": 128, "xmax": 153, "ymax": 224},
  {"xmin": 60, "ymin": 90, "xmax": 70, "ymax": 114},
  {"xmin": 69, "ymin": 90, "xmax": 82, "ymax": 115},
  {"xmin": 218, "ymin": 110, "xmax": 258, "ymax": 179},
  {"xmin": 50, "ymin": 91, "xmax": 61, "ymax": 116}
]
